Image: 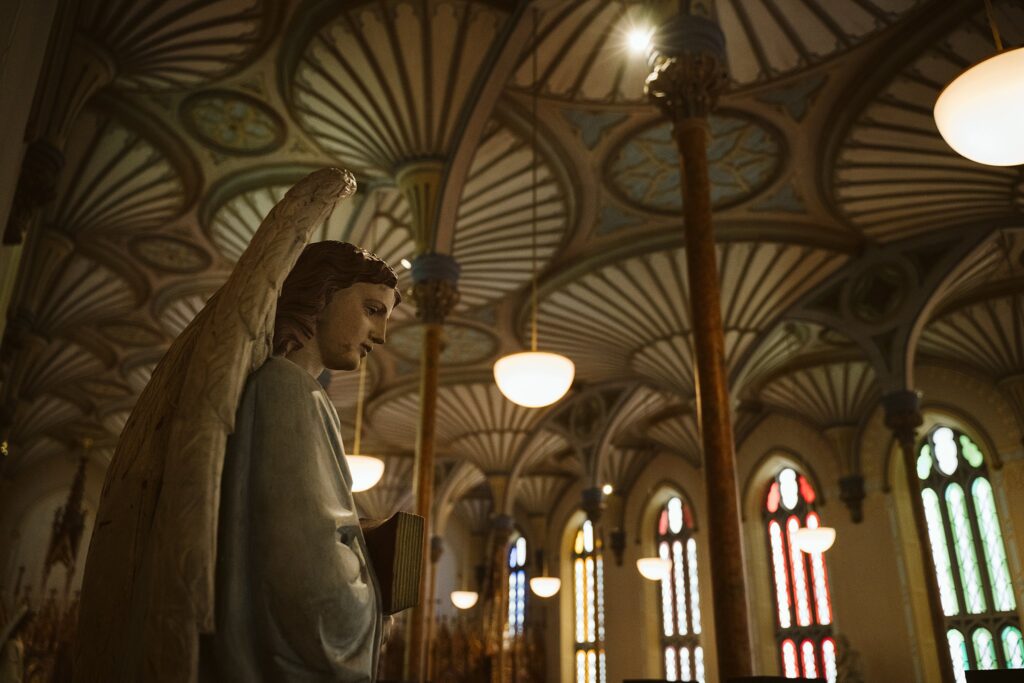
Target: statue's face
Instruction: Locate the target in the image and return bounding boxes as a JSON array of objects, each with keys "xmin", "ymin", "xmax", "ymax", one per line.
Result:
[{"xmin": 316, "ymin": 282, "xmax": 397, "ymax": 371}]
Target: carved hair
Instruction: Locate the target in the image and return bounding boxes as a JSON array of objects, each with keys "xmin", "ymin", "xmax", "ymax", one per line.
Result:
[{"xmin": 273, "ymin": 241, "xmax": 401, "ymax": 356}]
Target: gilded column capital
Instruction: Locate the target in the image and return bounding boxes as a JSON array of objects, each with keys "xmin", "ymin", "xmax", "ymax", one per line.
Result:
[
  {"xmin": 411, "ymin": 252, "xmax": 460, "ymax": 325},
  {"xmin": 645, "ymin": 13, "xmax": 729, "ymax": 122}
]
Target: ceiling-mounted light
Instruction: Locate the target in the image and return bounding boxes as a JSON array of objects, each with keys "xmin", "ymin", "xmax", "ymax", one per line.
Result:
[
  {"xmin": 450, "ymin": 590, "xmax": 479, "ymax": 609},
  {"xmin": 400, "ymin": 258, "xmax": 412, "ymax": 269},
  {"xmin": 626, "ymin": 26, "xmax": 654, "ymax": 55},
  {"xmin": 494, "ymin": 7, "xmax": 575, "ymax": 409},
  {"xmin": 601, "ymin": 483, "xmax": 614, "ymax": 495},
  {"xmin": 636, "ymin": 556, "xmax": 672, "ymax": 581},
  {"xmin": 529, "ymin": 576, "xmax": 561, "ymax": 598},
  {"xmin": 933, "ymin": 1, "xmax": 1024, "ymax": 166}
]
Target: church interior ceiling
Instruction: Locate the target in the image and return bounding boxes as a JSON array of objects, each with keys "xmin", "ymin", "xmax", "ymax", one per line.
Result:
[{"xmin": 3, "ymin": 0, "xmax": 1024, "ymax": 526}]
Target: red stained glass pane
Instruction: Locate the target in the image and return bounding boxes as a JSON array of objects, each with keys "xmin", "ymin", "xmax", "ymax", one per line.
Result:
[
  {"xmin": 798, "ymin": 475, "xmax": 816, "ymax": 504},
  {"xmin": 658, "ymin": 510, "xmax": 668, "ymax": 536},
  {"xmin": 767, "ymin": 482, "xmax": 781, "ymax": 512}
]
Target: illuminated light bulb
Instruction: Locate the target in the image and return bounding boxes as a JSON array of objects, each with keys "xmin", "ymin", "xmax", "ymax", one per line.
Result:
[
  {"xmin": 400, "ymin": 258, "xmax": 412, "ymax": 269},
  {"xmin": 493, "ymin": 351, "xmax": 575, "ymax": 408},
  {"xmin": 529, "ymin": 576, "xmax": 561, "ymax": 598},
  {"xmin": 636, "ymin": 556, "xmax": 672, "ymax": 581},
  {"xmin": 793, "ymin": 526, "xmax": 837, "ymax": 554},
  {"xmin": 626, "ymin": 26, "xmax": 654, "ymax": 55},
  {"xmin": 450, "ymin": 590, "xmax": 479, "ymax": 609},
  {"xmin": 602, "ymin": 483, "xmax": 613, "ymax": 495},
  {"xmin": 346, "ymin": 455, "xmax": 385, "ymax": 492},
  {"xmin": 934, "ymin": 47, "xmax": 1024, "ymax": 166}
]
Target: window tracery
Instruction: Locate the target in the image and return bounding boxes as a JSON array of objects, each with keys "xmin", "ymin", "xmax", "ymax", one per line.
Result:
[
  {"xmin": 764, "ymin": 467, "xmax": 836, "ymax": 681},
  {"xmin": 573, "ymin": 518, "xmax": 606, "ymax": 683},
  {"xmin": 916, "ymin": 425, "xmax": 1023, "ymax": 680},
  {"xmin": 507, "ymin": 534, "xmax": 527, "ymax": 637},
  {"xmin": 655, "ymin": 495, "xmax": 704, "ymax": 682}
]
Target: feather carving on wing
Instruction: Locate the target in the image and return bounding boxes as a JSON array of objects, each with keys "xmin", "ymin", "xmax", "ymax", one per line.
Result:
[{"xmin": 73, "ymin": 168, "xmax": 357, "ymax": 683}]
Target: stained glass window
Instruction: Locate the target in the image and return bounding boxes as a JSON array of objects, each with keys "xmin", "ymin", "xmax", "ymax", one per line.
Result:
[
  {"xmin": 656, "ymin": 495, "xmax": 704, "ymax": 682},
  {"xmin": 573, "ymin": 519, "xmax": 606, "ymax": 683},
  {"xmin": 764, "ymin": 467, "xmax": 836, "ymax": 682},
  {"xmin": 507, "ymin": 534, "xmax": 527, "ymax": 637},
  {"xmin": 916, "ymin": 425, "xmax": 1022, "ymax": 681}
]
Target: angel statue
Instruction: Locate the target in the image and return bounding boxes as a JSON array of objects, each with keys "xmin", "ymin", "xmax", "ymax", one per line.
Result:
[{"xmin": 73, "ymin": 169, "xmax": 404, "ymax": 683}]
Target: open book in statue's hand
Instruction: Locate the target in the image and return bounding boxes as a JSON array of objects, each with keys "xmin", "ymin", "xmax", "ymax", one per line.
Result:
[{"xmin": 361, "ymin": 512, "xmax": 424, "ymax": 615}]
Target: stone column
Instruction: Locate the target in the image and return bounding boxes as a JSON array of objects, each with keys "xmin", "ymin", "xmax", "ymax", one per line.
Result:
[
  {"xmin": 882, "ymin": 390, "xmax": 955, "ymax": 683},
  {"xmin": 423, "ymin": 535, "xmax": 444, "ymax": 680},
  {"xmin": 646, "ymin": 13, "xmax": 752, "ymax": 677},
  {"xmin": 405, "ymin": 252, "xmax": 459, "ymax": 681}
]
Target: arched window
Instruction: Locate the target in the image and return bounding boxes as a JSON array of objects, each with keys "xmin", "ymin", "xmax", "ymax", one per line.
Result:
[
  {"xmin": 572, "ymin": 518, "xmax": 606, "ymax": 683},
  {"xmin": 764, "ymin": 467, "xmax": 836, "ymax": 682},
  {"xmin": 507, "ymin": 534, "xmax": 527, "ymax": 637},
  {"xmin": 916, "ymin": 425, "xmax": 1023, "ymax": 679},
  {"xmin": 656, "ymin": 495, "xmax": 704, "ymax": 682}
]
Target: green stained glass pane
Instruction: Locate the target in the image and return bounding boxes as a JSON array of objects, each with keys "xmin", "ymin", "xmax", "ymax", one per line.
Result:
[
  {"xmin": 948, "ymin": 629, "xmax": 969, "ymax": 683},
  {"xmin": 972, "ymin": 628, "xmax": 997, "ymax": 669},
  {"xmin": 971, "ymin": 477, "xmax": 1017, "ymax": 611},
  {"xmin": 946, "ymin": 483, "xmax": 987, "ymax": 613},
  {"xmin": 959, "ymin": 435, "xmax": 984, "ymax": 468},
  {"xmin": 1002, "ymin": 627, "xmax": 1024, "ymax": 668},
  {"xmin": 918, "ymin": 445, "xmax": 932, "ymax": 480},
  {"xmin": 922, "ymin": 488, "xmax": 960, "ymax": 615}
]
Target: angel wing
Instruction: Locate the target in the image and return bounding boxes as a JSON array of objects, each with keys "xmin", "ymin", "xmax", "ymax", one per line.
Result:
[{"xmin": 73, "ymin": 168, "xmax": 357, "ymax": 683}]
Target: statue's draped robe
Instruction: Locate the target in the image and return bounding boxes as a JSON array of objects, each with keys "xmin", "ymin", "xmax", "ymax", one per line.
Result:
[{"xmin": 201, "ymin": 357, "xmax": 382, "ymax": 682}]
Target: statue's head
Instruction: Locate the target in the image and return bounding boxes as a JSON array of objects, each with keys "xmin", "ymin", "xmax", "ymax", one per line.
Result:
[{"xmin": 273, "ymin": 241, "xmax": 401, "ymax": 370}]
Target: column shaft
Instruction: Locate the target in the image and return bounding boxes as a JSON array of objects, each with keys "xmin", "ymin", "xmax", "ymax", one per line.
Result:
[
  {"xmin": 406, "ymin": 320, "xmax": 443, "ymax": 681},
  {"xmin": 675, "ymin": 120, "xmax": 752, "ymax": 678}
]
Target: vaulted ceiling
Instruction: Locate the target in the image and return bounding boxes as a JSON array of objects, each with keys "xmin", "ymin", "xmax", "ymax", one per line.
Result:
[{"xmin": 3, "ymin": 0, "xmax": 1023, "ymax": 524}]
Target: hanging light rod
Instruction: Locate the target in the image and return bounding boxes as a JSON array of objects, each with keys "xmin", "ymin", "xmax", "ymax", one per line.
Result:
[
  {"xmin": 494, "ymin": 7, "xmax": 575, "ymax": 409},
  {"xmin": 934, "ymin": 0, "xmax": 1024, "ymax": 166}
]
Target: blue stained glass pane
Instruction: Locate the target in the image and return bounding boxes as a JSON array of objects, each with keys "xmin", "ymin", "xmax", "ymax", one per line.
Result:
[
  {"xmin": 922, "ymin": 488, "xmax": 960, "ymax": 615},
  {"xmin": 1002, "ymin": 627, "xmax": 1024, "ymax": 668},
  {"xmin": 946, "ymin": 483, "xmax": 986, "ymax": 613},
  {"xmin": 972, "ymin": 628, "xmax": 997, "ymax": 669},
  {"xmin": 971, "ymin": 478, "xmax": 1017, "ymax": 611}
]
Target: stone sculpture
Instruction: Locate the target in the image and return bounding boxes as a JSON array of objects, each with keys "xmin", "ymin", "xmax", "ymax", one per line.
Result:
[{"xmin": 73, "ymin": 168, "xmax": 403, "ymax": 682}]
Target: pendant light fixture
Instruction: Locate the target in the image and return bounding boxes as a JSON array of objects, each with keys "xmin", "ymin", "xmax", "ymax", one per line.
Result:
[
  {"xmin": 493, "ymin": 8, "xmax": 575, "ymax": 408},
  {"xmin": 934, "ymin": 0, "xmax": 1024, "ymax": 166},
  {"xmin": 793, "ymin": 512, "xmax": 837, "ymax": 555},
  {"xmin": 450, "ymin": 590, "xmax": 480, "ymax": 610},
  {"xmin": 528, "ymin": 549, "xmax": 561, "ymax": 597},
  {"xmin": 636, "ymin": 556, "xmax": 672, "ymax": 581},
  {"xmin": 346, "ymin": 194, "xmax": 385, "ymax": 492}
]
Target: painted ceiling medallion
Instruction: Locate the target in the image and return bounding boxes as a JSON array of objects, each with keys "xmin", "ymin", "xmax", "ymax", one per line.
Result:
[
  {"xmin": 388, "ymin": 322, "xmax": 498, "ymax": 366},
  {"xmin": 130, "ymin": 235, "xmax": 212, "ymax": 274},
  {"xmin": 606, "ymin": 114, "xmax": 781, "ymax": 214},
  {"xmin": 181, "ymin": 91, "xmax": 285, "ymax": 155}
]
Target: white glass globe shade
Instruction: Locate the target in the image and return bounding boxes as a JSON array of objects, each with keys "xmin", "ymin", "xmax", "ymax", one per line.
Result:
[
  {"xmin": 636, "ymin": 556, "xmax": 672, "ymax": 581},
  {"xmin": 450, "ymin": 590, "xmax": 479, "ymax": 609},
  {"xmin": 529, "ymin": 576, "xmax": 561, "ymax": 598},
  {"xmin": 347, "ymin": 455, "xmax": 385, "ymax": 492},
  {"xmin": 793, "ymin": 526, "xmax": 837, "ymax": 554},
  {"xmin": 493, "ymin": 351, "xmax": 575, "ymax": 408},
  {"xmin": 934, "ymin": 47, "xmax": 1024, "ymax": 166}
]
